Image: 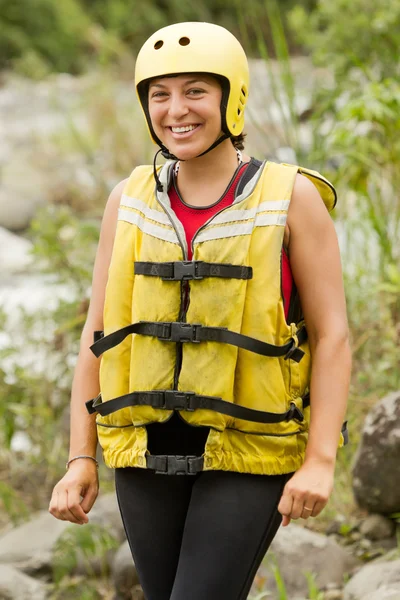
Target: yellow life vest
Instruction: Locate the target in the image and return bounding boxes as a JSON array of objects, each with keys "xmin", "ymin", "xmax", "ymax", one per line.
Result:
[{"xmin": 87, "ymin": 159, "xmax": 345, "ymax": 475}]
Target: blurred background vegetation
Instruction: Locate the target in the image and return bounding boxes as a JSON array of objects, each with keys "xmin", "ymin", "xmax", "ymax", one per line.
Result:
[{"xmin": 0, "ymin": 1, "xmax": 399, "ymax": 593}]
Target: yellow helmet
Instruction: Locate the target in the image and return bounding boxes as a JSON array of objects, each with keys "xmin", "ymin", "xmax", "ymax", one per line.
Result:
[{"xmin": 135, "ymin": 22, "xmax": 249, "ymax": 152}]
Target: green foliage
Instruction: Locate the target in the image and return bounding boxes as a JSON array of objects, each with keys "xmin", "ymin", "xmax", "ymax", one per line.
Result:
[
  {"xmin": 52, "ymin": 523, "xmax": 119, "ymax": 584},
  {"xmin": 30, "ymin": 206, "xmax": 99, "ymax": 294},
  {"xmin": 0, "ymin": 207, "xmax": 99, "ymax": 498},
  {"xmin": 0, "ymin": 0, "xmax": 91, "ymax": 73},
  {"xmin": 0, "ymin": 482, "xmax": 29, "ymax": 525},
  {"xmin": 39, "ymin": 70, "xmax": 150, "ymax": 210},
  {"xmin": 0, "ymin": 0, "xmax": 318, "ymax": 76},
  {"xmin": 289, "ymin": 0, "xmax": 400, "ymax": 81},
  {"xmin": 49, "ymin": 580, "xmax": 102, "ymax": 600},
  {"xmin": 250, "ymin": 557, "xmax": 325, "ymax": 600},
  {"xmin": 304, "ymin": 571, "xmax": 324, "ymax": 600}
]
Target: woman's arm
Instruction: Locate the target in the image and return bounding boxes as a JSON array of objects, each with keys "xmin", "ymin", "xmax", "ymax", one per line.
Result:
[
  {"xmin": 278, "ymin": 173, "xmax": 352, "ymax": 526},
  {"xmin": 49, "ymin": 178, "xmax": 127, "ymax": 525}
]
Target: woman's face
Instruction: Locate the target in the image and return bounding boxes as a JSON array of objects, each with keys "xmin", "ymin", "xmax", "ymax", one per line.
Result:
[{"xmin": 148, "ymin": 73, "xmax": 223, "ymax": 160}]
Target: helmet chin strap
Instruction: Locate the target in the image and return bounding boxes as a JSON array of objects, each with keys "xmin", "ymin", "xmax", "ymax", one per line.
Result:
[{"xmin": 153, "ymin": 132, "xmax": 231, "ymax": 192}]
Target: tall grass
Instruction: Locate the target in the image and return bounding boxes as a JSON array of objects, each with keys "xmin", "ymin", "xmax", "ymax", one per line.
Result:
[{"xmin": 235, "ymin": 0, "xmax": 307, "ymax": 162}]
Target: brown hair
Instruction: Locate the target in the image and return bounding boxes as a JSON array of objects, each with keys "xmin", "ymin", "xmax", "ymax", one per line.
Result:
[{"xmin": 231, "ymin": 132, "xmax": 246, "ymax": 151}]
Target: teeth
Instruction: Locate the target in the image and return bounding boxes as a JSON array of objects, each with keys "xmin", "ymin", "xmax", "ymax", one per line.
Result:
[{"xmin": 171, "ymin": 125, "xmax": 198, "ymax": 133}]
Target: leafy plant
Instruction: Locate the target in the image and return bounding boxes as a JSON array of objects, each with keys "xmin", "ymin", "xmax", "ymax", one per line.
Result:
[
  {"xmin": 0, "ymin": 482, "xmax": 29, "ymax": 525},
  {"xmin": 304, "ymin": 571, "xmax": 324, "ymax": 600},
  {"xmin": 52, "ymin": 523, "xmax": 119, "ymax": 584}
]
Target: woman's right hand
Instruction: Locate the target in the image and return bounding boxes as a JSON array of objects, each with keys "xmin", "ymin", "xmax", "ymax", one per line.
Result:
[{"xmin": 48, "ymin": 460, "xmax": 99, "ymax": 525}]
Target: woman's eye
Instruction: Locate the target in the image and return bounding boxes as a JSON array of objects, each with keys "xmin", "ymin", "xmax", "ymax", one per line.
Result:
[
  {"xmin": 187, "ymin": 88, "xmax": 205, "ymax": 96},
  {"xmin": 151, "ymin": 92, "xmax": 168, "ymax": 99}
]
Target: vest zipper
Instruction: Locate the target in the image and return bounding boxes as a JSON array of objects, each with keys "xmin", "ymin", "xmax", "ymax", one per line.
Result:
[
  {"xmin": 154, "ymin": 181, "xmax": 188, "ymax": 395},
  {"xmin": 152, "ymin": 170, "xmax": 258, "ymax": 429}
]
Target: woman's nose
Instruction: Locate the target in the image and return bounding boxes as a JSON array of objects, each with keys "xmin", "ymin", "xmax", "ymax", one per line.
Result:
[{"xmin": 168, "ymin": 94, "xmax": 189, "ymax": 119}]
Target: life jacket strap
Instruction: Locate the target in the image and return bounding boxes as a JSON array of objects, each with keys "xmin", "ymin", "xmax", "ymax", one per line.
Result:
[
  {"xmin": 90, "ymin": 321, "xmax": 307, "ymax": 363},
  {"xmin": 86, "ymin": 389, "xmax": 310, "ymax": 424},
  {"xmin": 134, "ymin": 260, "xmax": 253, "ymax": 281},
  {"xmin": 146, "ymin": 454, "xmax": 204, "ymax": 475}
]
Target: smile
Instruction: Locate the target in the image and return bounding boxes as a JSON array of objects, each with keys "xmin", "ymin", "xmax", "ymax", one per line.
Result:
[{"xmin": 167, "ymin": 124, "xmax": 201, "ymax": 138}]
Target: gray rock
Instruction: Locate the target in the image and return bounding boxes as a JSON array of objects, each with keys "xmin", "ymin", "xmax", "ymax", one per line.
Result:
[
  {"xmin": 0, "ymin": 155, "xmax": 48, "ymax": 231},
  {"xmin": 251, "ymin": 524, "xmax": 359, "ymax": 599},
  {"xmin": 0, "ymin": 511, "xmax": 69, "ymax": 574},
  {"xmin": 0, "ymin": 227, "xmax": 33, "ymax": 274},
  {"xmin": 343, "ymin": 559, "xmax": 400, "ymax": 600},
  {"xmin": 111, "ymin": 540, "xmax": 141, "ymax": 599},
  {"xmin": 0, "ymin": 564, "xmax": 48, "ymax": 599},
  {"xmin": 131, "ymin": 585, "xmax": 145, "ymax": 599},
  {"xmin": 352, "ymin": 391, "xmax": 400, "ymax": 514},
  {"xmin": 360, "ymin": 514, "xmax": 396, "ymax": 541},
  {"xmin": 324, "ymin": 591, "xmax": 344, "ymax": 600},
  {"xmin": 89, "ymin": 491, "xmax": 126, "ymax": 543},
  {"xmin": 0, "ymin": 492, "xmax": 123, "ymax": 577}
]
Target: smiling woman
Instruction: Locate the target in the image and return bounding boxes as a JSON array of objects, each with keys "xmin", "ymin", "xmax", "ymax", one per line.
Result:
[
  {"xmin": 147, "ymin": 74, "xmax": 223, "ymax": 162},
  {"xmin": 49, "ymin": 21, "xmax": 351, "ymax": 600}
]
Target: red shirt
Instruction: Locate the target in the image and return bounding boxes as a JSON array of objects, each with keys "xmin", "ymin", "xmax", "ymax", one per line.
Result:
[{"xmin": 169, "ymin": 163, "xmax": 294, "ymax": 319}]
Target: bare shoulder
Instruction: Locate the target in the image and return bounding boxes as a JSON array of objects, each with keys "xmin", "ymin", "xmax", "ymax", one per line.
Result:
[
  {"xmin": 83, "ymin": 178, "xmax": 129, "ymax": 330},
  {"xmin": 290, "ymin": 173, "xmax": 328, "ymax": 215},
  {"xmin": 99, "ymin": 178, "xmax": 129, "ymax": 237},
  {"xmin": 285, "ymin": 173, "xmax": 334, "ymax": 249},
  {"xmin": 105, "ymin": 178, "xmax": 129, "ymax": 215}
]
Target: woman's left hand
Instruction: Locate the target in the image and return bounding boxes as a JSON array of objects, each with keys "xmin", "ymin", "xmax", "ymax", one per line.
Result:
[{"xmin": 277, "ymin": 459, "xmax": 335, "ymax": 527}]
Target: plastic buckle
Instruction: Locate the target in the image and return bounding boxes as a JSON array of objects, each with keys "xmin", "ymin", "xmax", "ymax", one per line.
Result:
[
  {"xmin": 155, "ymin": 456, "xmax": 196, "ymax": 476},
  {"xmin": 158, "ymin": 322, "xmax": 200, "ymax": 343},
  {"xmin": 164, "ymin": 261, "xmax": 203, "ymax": 281},
  {"xmin": 287, "ymin": 402, "xmax": 304, "ymax": 422},
  {"xmin": 163, "ymin": 390, "xmax": 196, "ymax": 411},
  {"xmin": 284, "ymin": 342, "xmax": 305, "ymax": 363},
  {"xmin": 85, "ymin": 394, "xmax": 102, "ymax": 414}
]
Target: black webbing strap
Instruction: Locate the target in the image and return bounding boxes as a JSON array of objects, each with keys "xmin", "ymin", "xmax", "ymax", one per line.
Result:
[
  {"xmin": 134, "ymin": 260, "xmax": 252, "ymax": 281},
  {"xmin": 236, "ymin": 158, "xmax": 263, "ymax": 197},
  {"xmin": 90, "ymin": 321, "xmax": 307, "ymax": 362},
  {"xmin": 86, "ymin": 389, "xmax": 309, "ymax": 424},
  {"xmin": 146, "ymin": 454, "xmax": 204, "ymax": 475}
]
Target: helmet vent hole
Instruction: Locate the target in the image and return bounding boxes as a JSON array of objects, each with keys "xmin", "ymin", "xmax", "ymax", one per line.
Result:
[
  {"xmin": 179, "ymin": 37, "xmax": 190, "ymax": 46},
  {"xmin": 154, "ymin": 40, "xmax": 164, "ymax": 50}
]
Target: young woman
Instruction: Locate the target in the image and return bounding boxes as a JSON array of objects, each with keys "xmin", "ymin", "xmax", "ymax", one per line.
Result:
[{"xmin": 49, "ymin": 22, "xmax": 351, "ymax": 600}]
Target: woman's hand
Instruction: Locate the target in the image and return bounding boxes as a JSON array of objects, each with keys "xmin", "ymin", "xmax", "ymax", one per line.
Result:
[
  {"xmin": 48, "ymin": 461, "xmax": 99, "ymax": 525},
  {"xmin": 277, "ymin": 459, "xmax": 335, "ymax": 527}
]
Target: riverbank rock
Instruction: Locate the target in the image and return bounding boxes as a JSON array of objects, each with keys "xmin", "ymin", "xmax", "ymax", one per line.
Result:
[
  {"xmin": 252, "ymin": 523, "xmax": 359, "ymax": 599},
  {"xmin": 352, "ymin": 391, "xmax": 400, "ymax": 514},
  {"xmin": 88, "ymin": 491, "xmax": 126, "ymax": 543},
  {"xmin": 0, "ymin": 511, "xmax": 69, "ymax": 575},
  {"xmin": 343, "ymin": 559, "xmax": 400, "ymax": 600},
  {"xmin": 0, "ymin": 492, "xmax": 123, "ymax": 577},
  {"xmin": 111, "ymin": 540, "xmax": 141, "ymax": 599},
  {"xmin": 0, "ymin": 226, "xmax": 33, "ymax": 274},
  {"xmin": 359, "ymin": 514, "xmax": 396, "ymax": 541},
  {"xmin": 0, "ymin": 564, "xmax": 48, "ymax": 599}
]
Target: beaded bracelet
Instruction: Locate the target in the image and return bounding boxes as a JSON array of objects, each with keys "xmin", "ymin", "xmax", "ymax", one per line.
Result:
[{"xmin": 66, "ymin": 455, "xmax": 99, "ymax": 470}]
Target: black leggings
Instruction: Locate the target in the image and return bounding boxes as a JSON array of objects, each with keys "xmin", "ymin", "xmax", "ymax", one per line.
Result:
[{"xmin": 115, "ymin": 465, "xmax": 290, "ymax": 600}]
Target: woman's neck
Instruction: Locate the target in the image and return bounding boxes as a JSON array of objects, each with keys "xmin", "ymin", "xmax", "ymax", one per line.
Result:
[
  {"xmin": 176, "ymin": 139, "xmax": 250, "ymax": 188},
  {"xmin": 173, "ymin": 140, "xmax": 251, "ymax": 208}
]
